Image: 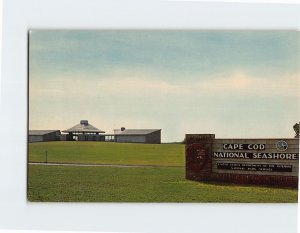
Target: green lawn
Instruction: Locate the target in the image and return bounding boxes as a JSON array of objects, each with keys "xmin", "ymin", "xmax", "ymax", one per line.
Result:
[
  {"xmin": 28, "ymin": 141, "xmax": 298, "ymax": 202},
  {"xmin": 28, "ymin": 141, "xmax": 185, "ymax": 166},
  {"xmin": 28, "ymin": 165, "xmax": 298, "ymax": 202}
]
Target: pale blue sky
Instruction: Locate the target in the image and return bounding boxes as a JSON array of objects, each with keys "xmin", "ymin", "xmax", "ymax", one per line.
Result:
[{"xmin": 29, "ymin": 30, "xmax": 299, "ymax": 142}]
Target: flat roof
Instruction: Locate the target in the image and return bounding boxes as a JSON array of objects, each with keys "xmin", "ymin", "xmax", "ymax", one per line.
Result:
[
  {"xmin": 114, "ymin": 129, "xmax": 161, "ymax": 136},
  {"xmin": 29, "ymin": 130, "xmax": 60, "ymax": 136}
]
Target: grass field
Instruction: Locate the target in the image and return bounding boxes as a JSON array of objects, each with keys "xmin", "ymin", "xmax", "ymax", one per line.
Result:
[
  {"xmin": 28, "ymin": 141, "xmax": 185, "ymax": 166},
  {"xmin": 28, "ymin": 141, "xmax": 298, "ymax": 202},
  {"xmin": 28, "ymin": 165, "xmax": 298, "ymax": 202}
]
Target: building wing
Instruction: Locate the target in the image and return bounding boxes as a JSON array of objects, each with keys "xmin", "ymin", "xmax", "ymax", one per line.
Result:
[
  {"xmin": 29, "ymin": 130, "xmax": 60, "ymax": 136},
  {"xmin": 114, "ymin": 129, "xmax": 161, "ymax": 135}
]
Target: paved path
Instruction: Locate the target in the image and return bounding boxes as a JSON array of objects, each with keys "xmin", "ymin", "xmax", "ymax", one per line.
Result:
[{"xmin": 28, "ymin": 162, "xmax": 183, "ymax": 168}]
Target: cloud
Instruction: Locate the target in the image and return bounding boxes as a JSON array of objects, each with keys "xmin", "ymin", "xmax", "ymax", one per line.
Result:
[
  {"xmin": 197, "ymin": 72, "xmax": 253, "ymax": 90},
  {"xmin": 29, "ymin": 71, "xmax": 299, "ymax": 100},
  {"xmin": 192, "ymin": 71, "xmax": 299, "ymax": 97},
  {"xmin": 29, "ymin": 70, "xmax": 299, "ymax": 141},
  {"xmin": 96, "ymin": 77, "xmax": 184, "ymax": 95}
]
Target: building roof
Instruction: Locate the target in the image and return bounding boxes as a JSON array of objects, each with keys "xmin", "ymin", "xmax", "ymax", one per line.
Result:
[
  {"xmin": 114, "ymin": 129, "xmax": 161, "ymax": 135},
  {"xmin": 62, "ymin": 120, "xmax": 105, "ymax": 133},
  {"xmin": 29, "ymin": 130, "xmax": 60, "ymax": 136}
]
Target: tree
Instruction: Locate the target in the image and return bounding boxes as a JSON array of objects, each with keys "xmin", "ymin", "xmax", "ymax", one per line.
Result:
[{"xmin": 293, "ymin": 122, "xmax": 299, "ymax": 138}]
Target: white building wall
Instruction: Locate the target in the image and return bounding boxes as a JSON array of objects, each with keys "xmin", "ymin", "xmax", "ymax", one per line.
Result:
[
  {"xmin": 116, "ymin": 135, "xmax": 146, "ymax": 143},
  {"xmin": 29, "ymin": 135, "xmax": 43, "ymax": 143},
  {"xmin": 78, "ymin": 134, "xmax": 104, "ymax": 141}
]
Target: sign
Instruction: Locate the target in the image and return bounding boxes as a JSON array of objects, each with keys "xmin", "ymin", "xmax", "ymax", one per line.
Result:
[
  {"xmin": 212, "ymin": 139, "xmax": 299, "ymax": 176},
  {"xmin": 185, "ymin": 134, "xmax": 299, "ymax": 187}
]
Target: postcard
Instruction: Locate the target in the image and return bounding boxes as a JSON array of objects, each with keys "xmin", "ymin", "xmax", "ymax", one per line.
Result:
[{"xmin": 28, "ymin": 30, "xmax": 299, "ymax": 202}]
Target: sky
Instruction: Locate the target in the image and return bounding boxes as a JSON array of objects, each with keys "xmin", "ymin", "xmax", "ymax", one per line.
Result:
[{"xmin": 29, "ymin": 30, "xmax": 300, "ymax": 142}]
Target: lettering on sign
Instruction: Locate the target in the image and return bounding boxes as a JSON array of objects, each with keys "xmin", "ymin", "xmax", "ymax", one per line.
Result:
[
  {"xmin": 213, "ymin": 152, "xmax": 298, "ymax": 160},
  {"xmin": 213, "ymin": 141, "xmax": 298, "ymax": 175},
  {"xmin": 217, "ymin": 162, "xmax": 292, "ymax": 172},
  {"xmin": 223, "ymin": 144, "xmax": 265, "ymax": 150}
]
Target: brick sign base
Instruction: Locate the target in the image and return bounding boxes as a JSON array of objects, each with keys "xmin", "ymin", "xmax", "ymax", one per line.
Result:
[
  {"xmin": 185, "ymin": 134, "xmax": 214, "ymax": 181},
  {"xmin": 185, "ymin": 134, "xmax": 299, "ymax": 188},
  {"xmin": 210, "ymin": 173, "xmax": 298, "ymax": 187}
]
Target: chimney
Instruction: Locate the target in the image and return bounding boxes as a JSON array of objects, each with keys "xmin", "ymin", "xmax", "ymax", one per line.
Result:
[
  {"xmin": 80, "ymin": 120, "xmax": 88, "ymax": 125},
  {"xmin": 121, "ymin": 127, "xmax": 126, "ymax": 131}
]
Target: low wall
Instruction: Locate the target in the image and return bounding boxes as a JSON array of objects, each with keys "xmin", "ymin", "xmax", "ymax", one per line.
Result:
[{"xmin": 185, "ymin": 134, "xmax": 299, "ymax": 187}]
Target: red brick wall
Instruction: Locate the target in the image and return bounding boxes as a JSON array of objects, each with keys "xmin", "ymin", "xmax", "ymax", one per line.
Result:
[
  {"xmin": 210, "ymin": 173, "xmax": 298, "ymax": 187},
  {"xmin": 185, "ymin": 134, "xmax": 214, "ymax": 181}
]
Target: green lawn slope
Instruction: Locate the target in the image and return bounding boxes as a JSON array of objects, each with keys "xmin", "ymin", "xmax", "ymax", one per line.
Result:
[
  {"xmin": 28, "ymin": 141, "xmax": 185, "ymax": 166},
  {"xmin": 28, "ymin": 165, "xmax": 297, "ymax": 202},
  {"xmin": 28, "ymin": 141, "xmax": 298, "ymax": 203}
]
